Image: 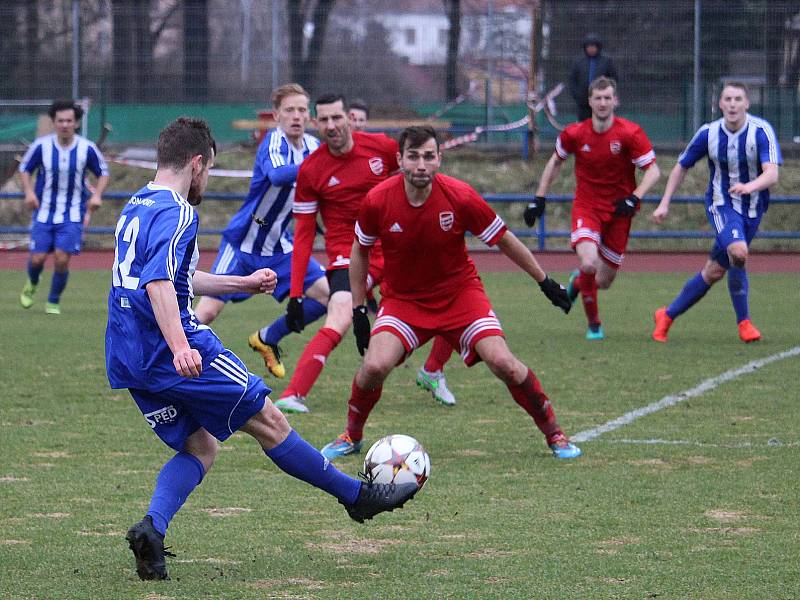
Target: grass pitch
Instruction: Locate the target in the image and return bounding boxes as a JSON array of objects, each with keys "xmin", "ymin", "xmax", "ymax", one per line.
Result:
[{"xmin": 1, "ymin": 269, "xmax": 798, "ymax": 599}]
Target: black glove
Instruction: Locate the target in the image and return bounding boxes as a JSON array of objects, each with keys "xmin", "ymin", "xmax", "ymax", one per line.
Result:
[
  {"xmin": 286, "ymin": 297, "xmax": 305, "ymax": 333},
  {"xmin": 613, "ymin": 193, "xmax": 640, "ymax": 217},
  {"xmin": 538, "ymin": 275, "xmax": 572, "ymax": 314},
  {"xmin": 523, "ymin": 196, "xmax": 546, "ymax": 227},
  {"xmin": 352, "ymin": 305, "xmax": 371, "ymax": 356}
]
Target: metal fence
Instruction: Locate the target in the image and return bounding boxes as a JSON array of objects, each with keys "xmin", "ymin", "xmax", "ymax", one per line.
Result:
[
  {"xmin": 2, "ymin": 192, "xmax": 799, "ymax": 253},
  {"xmin": 1, "ymin": 1, "xmax": 799, "ymax": 145}
]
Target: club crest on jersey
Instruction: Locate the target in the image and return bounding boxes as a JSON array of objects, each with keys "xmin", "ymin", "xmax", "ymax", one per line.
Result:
[
  {"xmin": 439, "ymin": 211, "xmax": 454, "ymax": 231},
  {"xmin": 144, "ymin": 405, "xmax": 178, "ymax": 428},
  {"xmin": 368, "ymin": 157, "xmax": 384, "ymax": 175},
  {"xmin": 610, "ymin": 140, "xmax": 621, "ymax": 154}
]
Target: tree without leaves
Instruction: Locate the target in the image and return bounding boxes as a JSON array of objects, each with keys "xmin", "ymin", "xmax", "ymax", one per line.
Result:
[
  {"xmin": 287, "ymin": 0, "xmax": 336, "ymax": 95},
  {"xmin": 444, "ymin": 0, "xmax": 461, "ymax": 100}
]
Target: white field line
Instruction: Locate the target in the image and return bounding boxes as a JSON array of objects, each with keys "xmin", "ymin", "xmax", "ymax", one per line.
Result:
[
  {"xmin": 601, "ymin": 438, "xmax": 797, "ymax": 449},
  {"xmin": 572, "ymin": 345, "xmax": 800, "ymax": 443}
]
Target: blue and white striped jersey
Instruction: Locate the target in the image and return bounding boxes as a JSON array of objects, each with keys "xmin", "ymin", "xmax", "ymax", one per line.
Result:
[
  {"xmin": 679, "ymin": 115, "xmax": 782, "ymax": 217},
  {"xmin": 105, "ymin": 183, "xmax": 223, "ymax": 392},
  {"xmin": 19, "ymin": 133, "xmax": 108, "ymax": 224},
  {"xmin": 221, "ymin": 128, "xmax": 319, "ymax": 256}
]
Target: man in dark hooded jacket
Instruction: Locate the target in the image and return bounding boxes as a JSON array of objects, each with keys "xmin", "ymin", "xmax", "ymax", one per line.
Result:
[{"xmin": 569, "ymin": 33, "xmax": 618, "ymax": 121}]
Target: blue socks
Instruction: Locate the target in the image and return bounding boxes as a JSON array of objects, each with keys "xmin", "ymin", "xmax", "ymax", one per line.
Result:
[
  {"xmin": 48, "ymin": 271, "xmax": 69, "ymax": 304},
  {"xmin": 265, "ymin": 430, "xmax": 361, "ymax": 504},
  {"xmin": 666, "ymin": 272, "xmax": 711, "ymax": 319},
  {"xmin": 146, "ymin": 452, "xmax": 205, "ymax": 536},
  {"xmin": 727, "ymin": 267, "xmax": 749, "ymax": 323},
  {"xmin": 261, "ymin": 298, "xmax": 326, "ymax": 345},
  {"xmin": 27, "ymin": 260, "xmax": 43, "ymax": 286}
]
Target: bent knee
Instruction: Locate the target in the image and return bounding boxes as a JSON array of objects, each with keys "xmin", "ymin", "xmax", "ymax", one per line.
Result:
[
  {"xmin": 360, "ymin": 360, "xmax": 392, "ymax": 386},
  {"xmin": 485, "ymin": 354, "xmax": 520, "ymax": 384},
  {"xmin": 184, "ymin": 431, "xmax": 219, "ymax": 471}
]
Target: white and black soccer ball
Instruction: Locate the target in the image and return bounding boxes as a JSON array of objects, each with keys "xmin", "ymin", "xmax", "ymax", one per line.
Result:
[{"xmin": 363, "ymin": 434, "xmax": 430, "ymax": 489}]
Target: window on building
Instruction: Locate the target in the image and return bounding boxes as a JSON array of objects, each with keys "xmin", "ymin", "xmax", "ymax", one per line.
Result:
[{"xmin": 405, "ymin": 28, "xmax": 416, "ymax": 45}]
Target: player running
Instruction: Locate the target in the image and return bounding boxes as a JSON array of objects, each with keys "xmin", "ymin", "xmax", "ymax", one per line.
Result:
[
  {"xmin": 319, "ymin": 125, "xmax": 581, "ymax": 461},
  {"xmin": 277, "ymin": 94, "xmax": 454, "ymax": 413},
  {"xmin": 530, "ymin": 76, "xmax": 660, "ymax": 339},
  {"xmin": 18, "ymin": 99, "xmax": 108, "ymax": 314},
  {"xmin": 651, "ymin": 82, "xmax": 781, "ymax": 343},
  {"xmin": 193, "ymin": 83, "xmax": 328, "ymax": 378},
  {"xmin": 106, "ymin": 117, "xmax": 417, "ymax": 581}
]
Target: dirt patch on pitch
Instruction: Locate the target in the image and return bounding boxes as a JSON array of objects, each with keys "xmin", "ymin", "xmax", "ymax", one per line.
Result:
[
  {"xmin": 1, "ymin": 539, "xmax": 31, "ymax": 545},
  {"xmin": 198, "ymin": 507, "xmax": 253, "ymax": 517},
  {"xmin": 686, "ymin": 526, "xmax": 760, "ymax": 535},
  {"xmin": 595, "ymin": 536, "xmax": 641, "ymax": 555},
  {"xmin": 249, "ymin": 578, "xmax": 326, "ymax": 590},
  {"xmin": 466, "ymin": 548, "xmax": 515, "ymax": 559},
  {"xmin": 0, "ymin": 476, "xmax": 29, "ymax": 482},
  {"xmin": 307, "ymin": 537, "xmax": 403, "ymax": 555},
  {"xmin": 704, "ymin": 509, "xmax": 747, "ymax": 522}
]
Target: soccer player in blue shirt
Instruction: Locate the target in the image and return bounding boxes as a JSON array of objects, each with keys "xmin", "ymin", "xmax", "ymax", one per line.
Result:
[
  {"xmin": 106, "ymin": 117, "xmax": 417, "ymax": 581},
  {"xmin": 194, "ymin": 84, "xmax": 329, "ymax": 387},
  {"xmin": 18, "ymin": 99, "xmax": 109, "ymax": 314},
  {"xmin": 651, "ymin": 82, "xmax": 781, "ymax": 343}
]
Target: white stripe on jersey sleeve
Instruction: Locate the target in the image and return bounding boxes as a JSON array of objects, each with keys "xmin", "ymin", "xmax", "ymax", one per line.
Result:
[
  {"xmin": 87, "ymin": 140, "xmax": 109, "ymax": 176},
  {"xmin": 19, "ymin": 136, "xmax": 46, "ymax": 172},
  {"xmin": 166, "ymin": 194, "xmax": 194, "ymax": 282},
  {"xmin": 632, "ymin": 149, "xmax": 656, "ymax": 168},
  {"xmin": 292, "ymin": 201, "xmax": 318, "ymax": 214},
  {"xmin": 354, "ymin": 221, "xmax": 377, "ymax": 246},
  {"xmin": 555, "ymin": 136, "xmax": 569, "ymax": 160},
  {"xmin": 476, "ymin": 216, "xmax": 505, "ymax": 245},
  {"xmin": 269, "ymin": 130, "xmax": 288, "ymax": 168},
  {"xmin": 750, "ymin": 116, "xmax": 780, "ymax": 164}
]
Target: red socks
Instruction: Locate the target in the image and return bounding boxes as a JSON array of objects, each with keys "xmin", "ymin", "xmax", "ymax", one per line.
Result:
[
  {"xmin": 507, "ymin": 369, "xmax": 562, "ymax": 444},
  {"xmin": 423, "ymin": 336, "xmax": 454, "ymax": 372},
  {"xmin": 346, "ymin": 378, "xmax": 383, "ymax": 441},
  {"xmin": 281, "ymin": 327, "xmax": 341, "ymax": 399},
  {"xmin": 577, "ymin": 270, "xmax": 600, "ymax": 327}
]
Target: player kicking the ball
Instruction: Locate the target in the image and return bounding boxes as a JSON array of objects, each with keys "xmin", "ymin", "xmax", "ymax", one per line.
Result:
[
  {"xmin": 106, "ymin": 118, "xmax": 417, "ymax": 581},
  {"xmin": 320, "ymin": 125, "xmax": 581, "ymax": 461},
  {"xmin": 529, "ymin": 76, "xmax": 660, "ymax": 339}
]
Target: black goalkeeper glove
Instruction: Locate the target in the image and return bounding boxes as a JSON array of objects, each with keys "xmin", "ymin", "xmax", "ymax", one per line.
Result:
[
  {"xmin": 538, "ymin": 275, "xmax": 572, "ymax": 314},
  {"xmin": 286, "ymin": 297, "xmax": 305, "ymax": 333},
  {"xmin": 523, "ymin": 196, "xmax": 546, "ymax": 227},
  {"xmin": 613, "ymin": 193, "xmax": 640, "ymax": 217},
  {"xmin": 352, "ymin": 305, "xmax": 371, "ymax": 356}
]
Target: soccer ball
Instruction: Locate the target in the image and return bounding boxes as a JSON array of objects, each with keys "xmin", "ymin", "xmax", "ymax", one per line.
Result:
[{"xmin": 363, "ymin": 434, "xmax": 430, "ymax": 489}]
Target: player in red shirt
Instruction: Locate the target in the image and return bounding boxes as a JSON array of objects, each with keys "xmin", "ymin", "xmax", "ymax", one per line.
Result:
[
  {"xmin": 530, "ymin": 76, "xmax": 660, "ymax": 339},
  {"xmin": 319, "ymin": 125, "xmax": 581, "ymax": 461},
  {"xmin": 275, "ymin": 95, "xmax": 452, "ymax": 413}
]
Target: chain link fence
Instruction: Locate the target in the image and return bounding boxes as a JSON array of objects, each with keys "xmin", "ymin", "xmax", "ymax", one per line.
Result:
[{"xmin": 0, "ymin": 0, "xmax": 798, "ymax": 144}]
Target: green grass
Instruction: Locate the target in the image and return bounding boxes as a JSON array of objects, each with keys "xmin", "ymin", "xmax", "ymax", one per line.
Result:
[{"xmin": 1, "ymin": 269, "xmax": 799, "ymax": 599}]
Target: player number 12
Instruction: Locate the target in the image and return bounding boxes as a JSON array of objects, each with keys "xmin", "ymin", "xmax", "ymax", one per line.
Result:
[{"xmin": 112, "ymin": 215, "xmax": 141, "ymax": 289}]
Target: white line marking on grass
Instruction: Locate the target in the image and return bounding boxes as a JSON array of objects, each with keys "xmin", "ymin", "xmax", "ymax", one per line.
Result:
[
  {"xmin": 602, "ymin": 438, "xmax": 797, "ymax": 449},
  {"xmin": 572, "ymin": 345, "xmax": 800, "ymax": 443}
]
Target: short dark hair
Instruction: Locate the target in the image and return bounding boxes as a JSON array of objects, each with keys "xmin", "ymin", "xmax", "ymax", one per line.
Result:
[
  {"xmin": 589, "ymin": 76, "xmax": 617, "ymax": 95},
  {"xmin": 721, "ymin": 81, "xmax": 749, "ymax": 97},
  {"xmin": 349, "ymin": 99, "xmax": 369, "ymax": 117},
  {"xmin": 157, "ymin": 117, "xmax": 216, "ymax": 170},
  {"xmin": 48, "ymin": 99, "xmax": 83, "ymax": 121},
  {"xmin": 314, "ymin": 93, "xmax": 347, "ymax": 113},
  {"xmin": 398, "ymin": 125, "xmax": 438, "ymax": 154}
]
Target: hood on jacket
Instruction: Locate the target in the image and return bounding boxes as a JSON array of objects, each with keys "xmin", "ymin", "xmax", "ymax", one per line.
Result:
[{"xmin": 582, "ymin": 32, "xmax": 603, "ymax": 54}]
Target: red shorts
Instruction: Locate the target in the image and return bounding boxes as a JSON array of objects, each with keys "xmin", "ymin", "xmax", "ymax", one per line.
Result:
[
  {"xmin": 372, "ymin": 289, "xmax": 504, "ymax": 367},
  {"xmin": 570, "ymin": 205, "xmax": 632, "ymax": 268}
]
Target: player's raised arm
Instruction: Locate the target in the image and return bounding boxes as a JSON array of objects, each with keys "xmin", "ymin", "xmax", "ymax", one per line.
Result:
[{"xmin": 495, "ymin": 231, "xmax": 571, "ymax": 313}]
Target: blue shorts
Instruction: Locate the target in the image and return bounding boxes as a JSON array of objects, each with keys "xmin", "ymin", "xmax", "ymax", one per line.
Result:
[
  {"xmin": 706, "ymin": 205, "xmax": 762, "ymax": 269},
  {"xmin": 30, "ymin": 221, "xmax": 83, "ymax": 255},
  {"xmin": 129, "ymin": 349, "xmax": 270, "ymax": 451},
  {"xmin": 209, "ymin": 242, "xmax": 326, "ymax": 303}
]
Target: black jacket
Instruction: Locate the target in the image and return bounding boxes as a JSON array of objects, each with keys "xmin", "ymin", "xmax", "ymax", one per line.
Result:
[{"xmin": 569, "ymin": 35, "xmax": 618, "ymax": 107}]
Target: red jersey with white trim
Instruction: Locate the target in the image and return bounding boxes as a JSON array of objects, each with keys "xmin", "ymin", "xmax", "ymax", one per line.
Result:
[
  {"xmin": 556, "ymin": 116, "xmax": 655, "ymax": 212},
  {"xmin": 355, "ymin": 173, "xmax": 506, "ymax": 316},
  {"xmin": 294, "ymin": 131, "xmax": 397, "ymax": 264}
]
